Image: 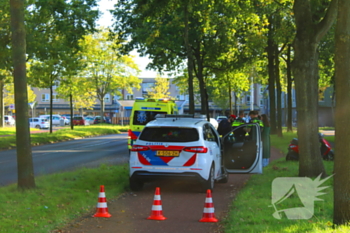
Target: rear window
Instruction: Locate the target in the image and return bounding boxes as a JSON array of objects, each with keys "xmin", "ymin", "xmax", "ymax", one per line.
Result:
[
  {"xmin": 74, "ymin": 117, "xmax": 83, "ymax": 120},
  {"xmin": 132, "ymin": 111, "xmax": 167, "ymax": 126},
  {"xmin": 139, "ymin": 127, "xmax": 199, "ymax": 142}
]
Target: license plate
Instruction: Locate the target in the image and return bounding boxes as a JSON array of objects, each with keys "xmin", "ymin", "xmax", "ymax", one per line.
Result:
[{"xmin": 156, "ymin": 150, "xmax": 180, "ymax": 157}]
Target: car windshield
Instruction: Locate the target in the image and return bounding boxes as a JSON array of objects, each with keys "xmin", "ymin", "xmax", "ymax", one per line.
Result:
[
  {"xmin": 132, "ymin": 111, "xmax": 167, "ymax": 126},
  {"xmin": 139, "ymin": 127, "xmax": 199, "ymax": 142}
]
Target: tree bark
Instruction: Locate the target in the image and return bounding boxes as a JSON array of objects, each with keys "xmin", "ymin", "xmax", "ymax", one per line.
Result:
[
  {"xmin": 10, "ymin": 0, "xmax": 36, "ymax": 189},
  {"xmin": 267, "ymin": 18, "xmax": 277, "ymax": 134},
  {"xmin": 0, "ymin": 80, "xmax": 4, "ymax": 127},
  {"xmin": 286, "ymin": 44, "xmax": 293, "ymax": 132},
  {"xmin": 293, "ymin": 0, "xmax": 337, "ymax": 177},
  {"xmin": 333, "ymin": 0, "xmax": 350, "ymax": 224},
  {"xmin": 183, "ymin": 1, "xmax": 195, "ymax": 114},
  {"xmin": 275, "ymin": 45, "xmax": 283, "ymax": 138}
]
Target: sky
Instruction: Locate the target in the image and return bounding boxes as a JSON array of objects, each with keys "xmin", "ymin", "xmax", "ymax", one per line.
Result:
[{"xmin": 96, "ymin": 0, "xmax": 158, "ymax": 78}]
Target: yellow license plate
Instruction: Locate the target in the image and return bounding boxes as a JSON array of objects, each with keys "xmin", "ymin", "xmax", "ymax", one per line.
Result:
[{"xmin": 156, "ymin": 150, "xmax": 180, "ymax": 157}]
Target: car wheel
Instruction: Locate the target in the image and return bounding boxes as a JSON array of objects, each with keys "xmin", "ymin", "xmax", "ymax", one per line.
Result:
[
  {"xmin": 286, "ymin": 151, "xmax": 299, "ymax": 161},
  {"xmin": 129, "ymin": 178, "xmax": 144, "ymax": 191},
  {"xmin": 324, "ymin": 150, "xmax": 334, "ymax": 161},
  {"xmin": 201, "ymin": 164, "xmax": 214, "ymax": 192},
  {"xmin": 35, "ymin": 125, "xmax": 40, "ymax": 129}
]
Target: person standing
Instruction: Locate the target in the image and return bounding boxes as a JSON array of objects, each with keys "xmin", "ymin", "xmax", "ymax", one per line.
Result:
[
  {"xmin": 217, "ymin": 115, "xmax": 235, "ymax": 136},
  {"xmin": 261, "ymin": 114, "xmax": 271, "ymax": 167},
  {"xmin": 232, "ymin": 110, "xmax": 246, "ymax": 141}
]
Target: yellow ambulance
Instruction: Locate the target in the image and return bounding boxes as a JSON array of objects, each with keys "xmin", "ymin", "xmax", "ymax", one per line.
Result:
[{"xmin": 128, "ymin": 98, "xmax": 178, "ymax": 149}]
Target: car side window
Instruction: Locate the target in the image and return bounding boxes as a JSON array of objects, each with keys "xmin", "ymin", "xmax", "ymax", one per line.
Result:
[{"xmin": 203, "ymin": 124, "xmax": 216, "ymax": 142}]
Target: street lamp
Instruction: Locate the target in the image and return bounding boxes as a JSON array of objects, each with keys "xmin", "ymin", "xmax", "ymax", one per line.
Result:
[{"xmin": 29, "ymin": 101, "xmax": 36, "ymax": 118}]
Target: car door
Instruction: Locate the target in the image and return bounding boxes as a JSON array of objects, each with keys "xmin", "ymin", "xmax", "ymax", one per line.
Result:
[
  {"xmin": 203, "ymin": 123, "xmax": 221, "ymax": 176},
  {"xmin": 222, "ymin": 123, "xmax": 262, "ymax": 174}
]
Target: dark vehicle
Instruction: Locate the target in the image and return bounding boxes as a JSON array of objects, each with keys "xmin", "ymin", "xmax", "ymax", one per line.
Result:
[
  {"xmin": 73, "ymin": 116, "xmax": 85, "ymax": 125},
  {"xmin": 93, "ymin": 116, "xmax": 105, "ymax": 124},
  {"xmin": 286, "ymin": 133, "xmax": 334, "ymax": 161}
]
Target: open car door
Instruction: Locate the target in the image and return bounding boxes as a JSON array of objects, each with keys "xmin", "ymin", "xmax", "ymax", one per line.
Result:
[{"xmin": 221, "ymin": 123, "xmax": 263, "ymax": 174}]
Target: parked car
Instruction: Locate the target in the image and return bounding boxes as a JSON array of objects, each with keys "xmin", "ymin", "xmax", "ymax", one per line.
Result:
[
  {"xmin": 216, "ymin": 116, "xmax": 227, "ymax": 123},
  {"xmin": 84, "ymin": 116, "xmax": 94, "ymax": 125},
  {"xmin": 4, "ymin": 115, "xmax": 15, "ymax": 126},
  {"xmin": 60, "ymin": 116, "xmax": 70, "ymax": 125},
  {"xmin": 93, "ymin": 116, "xmax": 107, "ymax": 124},
  {"xmin": 39, "ymin": 115, "xmax": 63, "ymax": 126},
  {"xmin": 129, "ymin": 114, "xmax": 263, "ymax": 192},
  {"xmin": 72, "ymin": 116, "xmax": 85, "ymax": 125},
  {"xmin": 29, "ymin": 117, "xmax": 50, "ymax": 129}
]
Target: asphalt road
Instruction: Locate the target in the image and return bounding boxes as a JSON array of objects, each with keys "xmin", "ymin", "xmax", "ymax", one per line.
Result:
[{"xmin": 0, "ymin": 133, "xmax": 129, "ymax": 186}]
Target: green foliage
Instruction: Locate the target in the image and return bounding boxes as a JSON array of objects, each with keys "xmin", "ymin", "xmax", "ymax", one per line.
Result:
[
  {"xmin": 147, "ymin": 76, "xmax": 171, "ymax": 99},
  {"xmin": 0, "ymin": 164, "xmax": 128, "ymax": 233},
  {"xmin": 78, "ymin": 28, "xmax": 141, "ymax": 116}
]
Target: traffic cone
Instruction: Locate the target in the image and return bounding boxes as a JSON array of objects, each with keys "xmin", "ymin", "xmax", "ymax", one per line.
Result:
[
  {"xmin": 93, "ymin": 185, "xmax": 112, "ymax": 218},
  {"xmin": 147, "ymin": 187, "xmax": 166, "ymax": 220},
  {"xmin": 199, "ymin": 189, "xmax": 218, "ymax": 222}
]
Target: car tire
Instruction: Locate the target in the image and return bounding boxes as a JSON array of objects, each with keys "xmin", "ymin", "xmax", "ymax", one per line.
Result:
[
  {"xmin": 129, "ymin": 178, "xmax": 144, "ymax": 191},
  {"xmin": 35, "ymin": 125, "xmax": 40, "ymax": 129},
  {"xmin": 286, "ymin": 151, "xmax": 299, "ymax": 161},
  {"xmin": 201, "ymin": 164, "xmax": 215, "ymax": 192}
]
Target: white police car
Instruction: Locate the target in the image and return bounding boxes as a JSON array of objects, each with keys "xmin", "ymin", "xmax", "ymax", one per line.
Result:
[{"xmin": 129, "ymin": 114, "xmax": 263, "ymax": 192}]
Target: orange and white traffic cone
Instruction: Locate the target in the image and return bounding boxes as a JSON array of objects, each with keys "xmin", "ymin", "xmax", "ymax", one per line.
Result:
[
  {"xmin": 199, "ymin": 189, "xmax": 218, "ymax": 222},
  {"xmin": 147, "ymin": 187, "xmax": 166, "ymax": 220},
  {"xmin": 93, "ymin": 185, "xmax": 112, "ymax": 218}
]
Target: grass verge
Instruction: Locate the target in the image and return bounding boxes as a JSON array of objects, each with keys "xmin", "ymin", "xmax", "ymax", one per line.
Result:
[
  {"xmin": 222, "ymin": 131, "xmax": 347, "ymax": 233},
  {"xmin": 0, "ymin": 164, "xmax": 129, "ymax": 233},
  {"xmin": 0, "ymin": 125, "xmax": 128, "ymax": 150}
]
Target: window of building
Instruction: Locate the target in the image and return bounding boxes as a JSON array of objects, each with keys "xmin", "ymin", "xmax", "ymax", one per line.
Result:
[
  {"xmin": 260, "ymin": 99, "xmax": 264, "ymax": 106},
  {"xmin": 41, "ymin": 94, "xmax": 49, "ymax": 102},
  {"xmin": 52, "ymin": 94, "xmax": 59, "ymax": 102},
  {"xmin": 246, "ymin": 96, "xmax": 250, "ymax": 104},
  {"xmin": 104, "ymin": 94, "xmax": 110, "ymax": 103}
]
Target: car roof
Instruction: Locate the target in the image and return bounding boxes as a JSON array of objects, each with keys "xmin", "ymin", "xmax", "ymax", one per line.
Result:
[{"xmin": 145, "ymin": 115, "xmax": 208, "ymax": 128}]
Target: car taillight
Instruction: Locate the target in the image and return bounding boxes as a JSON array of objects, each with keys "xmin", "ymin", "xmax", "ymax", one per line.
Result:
[
  {"xmin": 183, "ymin": 146, "xmax": 208, "ymax": 153},
  {"xmin": 131, "ymin": 145, "xmax": 150, "ymax": 152}
]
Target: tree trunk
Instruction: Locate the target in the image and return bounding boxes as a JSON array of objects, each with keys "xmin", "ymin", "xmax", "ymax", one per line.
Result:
[
  {"xmin": 10, "ymin": 0, "xmax": 35, "ymax": 189},
  {"xmin": 293, "ymin": 0, "xmax": 337, "ymax": 177},
  {"xmin": 183, "ymin": 2, "xmax": 195, "ymax": 114},
  {"xmin": 293, "ymin": 16, "xmax": 325, "ymax": 178},
  {"xmin": 267, "ymin": 19, "xmax": 277, "ymax": 134},
  {"xmin": 286, "ymin": 44, "xmax": 293, "ymax": 132},
  {"xmin": 0, "ymin": 80, "xmax": 4, "ymax": 127},
  {"xmin": 70, "ymin": 93, "xmax": 74, "ymax": 129},
  {"xmin": 49, "ymin": 84, "xmax": 53, "ymax": 133},
  {"xmin": 333, "ymin": 0, "xmax": 350, "ymax": 224},
  {"xmin": 275, "ymin": 45, "xmax": 283, "ymax": 138},
  {"xmin": 100, "ymin": 98, "xmax": 105, "ymax": 122}
]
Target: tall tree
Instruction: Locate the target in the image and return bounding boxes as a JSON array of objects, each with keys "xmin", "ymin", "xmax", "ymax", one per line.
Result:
[
  {"xmin": 333, "ymin": 0, "xmax": 350, "ymax": 225},
  {"xmin": 293, "ymin": 0, "xmax": 337, "ymax": 177},
  {"xmin": 80, "ymin": 29, "xmax": 141, "ymax": 118},
  {"xmin": 112, "ymin": 0, "xmax": 265, "ymax": 118},
  {"xmin": 10, "ymin": 0, "xmax": 35, "ymax": 189}
]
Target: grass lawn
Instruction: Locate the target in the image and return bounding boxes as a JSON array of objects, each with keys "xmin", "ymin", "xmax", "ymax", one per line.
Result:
[
  {"xmin": 0, "ymin": 126, "xmax": 346, "ymax": 233},
  {"xmin": 0, "ymin": 124, "xmax": 128, "ymax": 150},
  {"xmin": 223, "ymin": 130, "xmax": 349, "ymax": 233}
]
